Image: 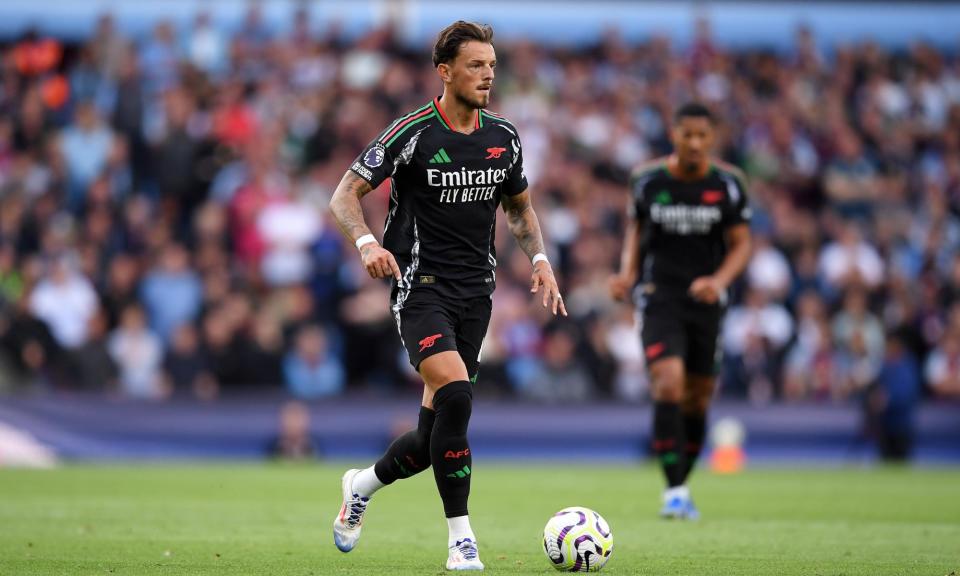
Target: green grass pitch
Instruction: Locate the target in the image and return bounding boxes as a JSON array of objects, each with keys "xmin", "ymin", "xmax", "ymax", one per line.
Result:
[{"xmin": 1, "ymin": 464, "xmax": 958, "ymax": 575}]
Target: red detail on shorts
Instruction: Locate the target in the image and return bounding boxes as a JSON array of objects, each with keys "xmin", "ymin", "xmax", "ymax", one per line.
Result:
[
  {"xmin": 702, "ymin": 190, "xmax": 724, "ymax": 204},
  {"xmin": 419, "ymin": 333, "xmax": 443, "ymax": 352},
  {"xmin": 645, "ymin": 342, "xmax": 666, "ymax": 359},
  {"xmin": 485, "ymin": 147, "xmax": 507, "ymax": 159},
  {"xmin": 444, "ymin": 448, "xmax": 470, "ymax": 459},
  {"xmin": 653, "ymin": 439, "xmax": 676, "ymax": 451}
]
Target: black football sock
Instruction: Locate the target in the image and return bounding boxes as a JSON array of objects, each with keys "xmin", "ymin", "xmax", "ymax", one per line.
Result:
[
  {"xmin": 653, "ymin": 401, "xmax": 685, "ymax": 488},
  {"xmin": 373, "ymin": 406, "xmax": 436, "ymax": 484},
  {"xmin": 680, "ymin": 411, "xmax": 707, "ymax": 484},
  {"xmin": 430, "ymin": 380, "xmax": 473, "ymax": 518}
]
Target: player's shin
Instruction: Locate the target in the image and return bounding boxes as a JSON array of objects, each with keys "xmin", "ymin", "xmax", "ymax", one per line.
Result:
[
  {"xmin": 680, "ymin": 410, "xmax": 707, "ymax": 483},
  {"xmin": 653, "ymin": 401, "xmax": 685, "ymax": 488},
  {"xmin": 430, "ymin": 380, "xmax": 474, "ymax": 528},
  {"xmin": 363, "ymin": 406, "xmax": 436, "ymax": 497}
]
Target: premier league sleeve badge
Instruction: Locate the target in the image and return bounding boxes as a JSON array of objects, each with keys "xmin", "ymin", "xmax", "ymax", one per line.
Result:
[{"xmin": 364, "ymin": 144, "xmax": 386, "ymax": 168}]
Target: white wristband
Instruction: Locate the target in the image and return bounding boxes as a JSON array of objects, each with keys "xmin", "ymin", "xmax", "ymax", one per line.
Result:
[
  {"xmin": 355, "ymin": 234, "xmax": 377, "ymax": 250},
  {"xmin": 532, "ymin": 253, "xmax": 549, "ymax": 266}
]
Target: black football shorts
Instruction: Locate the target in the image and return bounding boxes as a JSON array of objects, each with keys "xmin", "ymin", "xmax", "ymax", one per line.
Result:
[
  {"xmin": 635, "ymin": 284, "xmax": 724, "ymax": 376},
  {"xmin": 391, "ymin": 286, "xmax": 492, "ymax": 380}
]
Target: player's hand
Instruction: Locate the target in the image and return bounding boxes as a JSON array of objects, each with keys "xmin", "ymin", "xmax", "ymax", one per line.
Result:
[
  {"xmin": 360, "ymin": 242, "xmax": 402, "ymax": 281},
  {"xmin": 531, "ymin": 261, "xmax": 567, "ymax": 316},
  {"xmin": 608, "ymin": 273, "xmax": 634, "ymax": 303},
  {"xmin": 689, "ymin": 275, "xmax": 726, "ymax": 304}
]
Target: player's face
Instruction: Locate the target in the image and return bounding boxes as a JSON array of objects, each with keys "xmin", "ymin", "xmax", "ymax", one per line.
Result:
[
  {"xmin": 671, "ymin": 116, "xmax": 715, "ymax": 171},
  {"xmin": 441, "ymin": 41, "xmax": 496, "ymax": 109}
]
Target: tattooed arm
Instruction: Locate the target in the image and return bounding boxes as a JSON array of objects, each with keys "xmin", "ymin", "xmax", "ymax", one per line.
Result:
[
  {"xmin": 328, "ymin": 170, "xmax": 401, "ymax": 281},
  {"xmin": 502, "ymin": 190, "xmax": 567, "ymax": 316}
]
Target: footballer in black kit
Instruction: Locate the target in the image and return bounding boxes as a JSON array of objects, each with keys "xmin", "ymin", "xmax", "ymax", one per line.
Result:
[
  {"xmin": 328, "ymin": 21, "xmax": 565, "ymax": 571},
  {"xmin": 351, "ymin": 95, "xmax": 527, "ymax": 374},
  {"xmin": 610, "ymin": 102, "xmax": 752, "ymax": 520}
]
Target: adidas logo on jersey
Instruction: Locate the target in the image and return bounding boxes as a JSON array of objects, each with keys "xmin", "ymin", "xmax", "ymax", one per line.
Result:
[{"xmin": 429, "ymin": 148, "xmax": 453, "ymax": 164}]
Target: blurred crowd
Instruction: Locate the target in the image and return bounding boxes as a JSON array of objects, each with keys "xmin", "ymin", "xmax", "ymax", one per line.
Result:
[{"xmin": 1, "ymin": 5, "xmax": 959, "ymax": 409}]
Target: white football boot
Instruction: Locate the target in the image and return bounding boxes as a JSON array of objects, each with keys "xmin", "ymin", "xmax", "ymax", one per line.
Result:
[
  {"xmin": 333, "ymin": 469, "xmax": 368, "ymax": 552},
  {"xmin": 446, "ymin": 537, "xmax": 484, "ymax": 571}
]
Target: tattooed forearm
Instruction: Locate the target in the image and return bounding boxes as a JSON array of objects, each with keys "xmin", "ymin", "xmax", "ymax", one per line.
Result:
[
  {"xmin": 329, "ymin": 171, "xmax": 375, "ymax": 242},
  {"xmin": 503, "ymin": 191, "xmax": 546, "ymax": 260}
]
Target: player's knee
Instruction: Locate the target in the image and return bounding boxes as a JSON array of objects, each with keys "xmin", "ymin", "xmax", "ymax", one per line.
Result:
[
  {"xmin": 420, "ymin": 352, "xmax": 469, "ymax": 389},
  {"xmin": 432, "ymin": 380, "xmax": 472, "ymax": 433},
  {"xmin": 682, "ymin": 394, "xmax": 710, "ymax": 415},
  {"xmin": 650, "ymin": 366, "xmax": 684, "ymax": 402},
  {"xmin": 655, "ymin": 385, "xmax": 683, "ymax": 403},
  {"xmin": 683, "ymin": 377, "xmax": 716, "ymax": 413}
]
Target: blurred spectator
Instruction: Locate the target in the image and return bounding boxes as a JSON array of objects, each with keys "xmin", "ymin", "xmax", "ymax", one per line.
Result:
[
  {"xmin": 823, "ymin": 129, "xmax": 879, "ymax": 218},
  {"xmin": 0, "ymin": 295, "xmax": 59, "ymax": 388},
  {"xmin": 140, "ymin": 21, "xmax": 180, "ymax": 96},
  {"xmin": 56, "ymin": 102, "xmax": 117, "ymax": 211},
  {"xmin": 257, "ymin": 189, "xmax": 321, "ymax": 287},
  {"xmin": 12, "ymin": 87, "xmax": 52, "ymax": 158},
  {"xmin": 516, "ymin": 325, "xmax": 591, "ymax": 402},
  {"xmin": 101, "ymin": 253, "xmax": 140, "ymax": 328},
  {"xmin": 244, "ymin": 312, "xmax": 284, "ymax": 387},
  {"xmin": 722, "ymin": 287, "xmax": 794, "ymax": 398},
  {"xmin": 91, "ymin": 14, "xmax": 126, "ymax": 79},
  {"xmin": 339, "ymin": 283, "xmax": 402, "ymax": 390},
  {"xmin": 201, "ymin": 306, "xmax": 247, "ymax": 388},
  {"xmin": 28, "ymin": 254, "xmax": 98, "ymax": 350},
  {"xmin": 108, "ymin": 304, "xmax": 164, "ymax": 399},
  {"xmin": 832, "ymin": 289, "xmax": 885, "ymax": 397},
  {"xmin": 868, "ymin": 329, "xmax": 921, "ymax": 461},
  {"xmin": 163, "ymin": 323, "xmax": 217, "ymax": 400},
  {"xmin": 283, "ymin": 324, "xmax": 345, "ymax": 399},
  {"xmin": 111, "ymin": 44, "xmax": 147, "ymax": 186},
  {"xmin": 187, "ymin": 11, "xmax": 226, "ymax": 77},
  {"xmin": 265, "ymin": 400, "xmax": 316, "ymax": 460},
  {"xmin": 746, "ymin": 234, "xmax": 792, "ymax": 300},
  {"xmin": 745, "ymin": 113, "xmax": 819, "ymax": 207},
  {"xmin": 152, "ymin": 88, "xmax": 210, "ymax": 226},
  {"xmin": 819, "ymin": 221, "xmax": 884, "ymax": 292},
  {"xmin": 784, "ymin": 291, "xmax": 832, "ymax": 400},
  {"xmin": 140, "ymin": 243, "xmax": 202, "ymax": 343},
  {"xmin": 74, "ymin": 308, "xmax": 117, "ymax": 392}
]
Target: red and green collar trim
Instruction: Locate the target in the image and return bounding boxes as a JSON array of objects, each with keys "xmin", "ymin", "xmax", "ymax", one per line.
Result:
[{"xmin": 431, "ymin": 97, "xmax": 481, "ymax": 132}]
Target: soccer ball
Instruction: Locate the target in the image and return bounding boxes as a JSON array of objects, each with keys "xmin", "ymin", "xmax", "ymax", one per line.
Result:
[{"xmin": 542, "ymin": 507, "xmax": 613, "ymax": 572}]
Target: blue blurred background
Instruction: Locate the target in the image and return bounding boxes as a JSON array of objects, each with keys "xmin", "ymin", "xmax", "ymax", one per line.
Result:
[{"xmin": 0, "ymin": 0, "xmax": 957, "ymax": 466}]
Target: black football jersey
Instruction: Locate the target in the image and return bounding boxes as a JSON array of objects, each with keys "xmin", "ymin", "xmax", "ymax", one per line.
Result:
[
  {"xmin": 630, "ymin": 159, "xmax": 751, "ymax": 290},
  {"xmin": 350, "ymin": 97, "xmax": 527, "ymax": 299}
]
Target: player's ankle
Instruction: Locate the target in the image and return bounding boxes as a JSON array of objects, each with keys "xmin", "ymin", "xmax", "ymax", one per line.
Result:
[
  {"xmin": 352, "ymin": 466, "xmax": 385, "ymax": 499},
  {"xmin": 664, "ymin": 485, "xmax": 689, "ymax": 500},
  {"xmin": 447, "ymin": 515, "xmax": 476, "ymax": 547}
]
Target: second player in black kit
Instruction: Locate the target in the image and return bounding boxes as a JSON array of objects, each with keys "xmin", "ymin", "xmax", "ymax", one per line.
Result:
[
  {"xmin": 328, "ymin": 21, "xmax": 565, "ymax": 571},
  {"xmin": 611, "ymin": 102, "xmax": 752, "ymax": 520},
  {"xmin": 630, "ymin": 149, "xmax": 750, "ymax": 374}
]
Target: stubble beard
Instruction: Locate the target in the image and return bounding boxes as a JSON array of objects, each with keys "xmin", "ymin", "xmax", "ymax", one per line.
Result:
[{"xmin": 455, "ymin": 89, "xmax": 489, "ymax": 110}]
